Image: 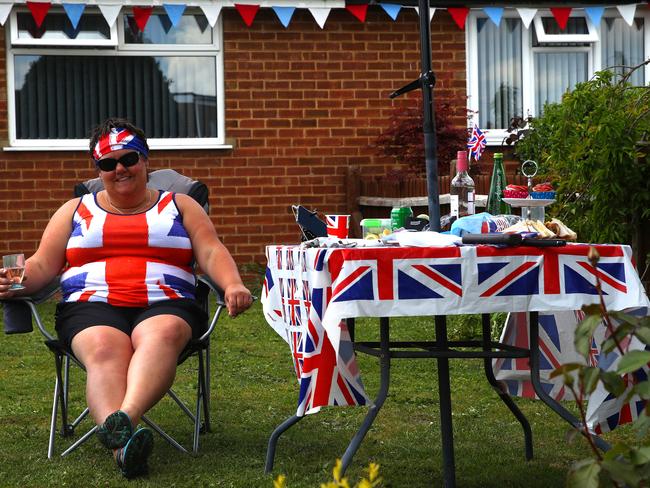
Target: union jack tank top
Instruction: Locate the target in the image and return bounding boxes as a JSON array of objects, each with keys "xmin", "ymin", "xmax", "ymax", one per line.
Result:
[{"xmin": 60, "ymin": 191, "xmax": 196, "ymax": 306}]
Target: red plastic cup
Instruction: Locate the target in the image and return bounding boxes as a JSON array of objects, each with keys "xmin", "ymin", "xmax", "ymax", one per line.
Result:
[{"xmin": 326, "ymin": 214, "xmax": 350, "ymax": 239}]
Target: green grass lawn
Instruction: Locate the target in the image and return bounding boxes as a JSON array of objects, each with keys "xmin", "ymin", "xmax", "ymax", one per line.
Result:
[{"xmin": 0, "ymin": 300, "xmax": 635, "ymax": 487}]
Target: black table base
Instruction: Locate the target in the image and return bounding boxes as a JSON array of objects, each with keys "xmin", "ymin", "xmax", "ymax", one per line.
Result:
[{"xmin": 265, "ymin": 312, "xmax": 608, "ymax": 486}]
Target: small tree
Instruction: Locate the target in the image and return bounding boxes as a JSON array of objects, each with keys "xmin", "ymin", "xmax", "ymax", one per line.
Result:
[
  {"xmin": 510, "ymin": 62, "xmax": 650, "ymax": 245},
  {"xmin": 375, "ymin": 96, "xmax": 473, "ymax": 178}
]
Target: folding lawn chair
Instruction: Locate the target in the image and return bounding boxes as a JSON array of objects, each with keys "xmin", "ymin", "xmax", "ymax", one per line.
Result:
[{"xmin": 5, "ymin": 169, "xmax": 225, "ymax": 458}]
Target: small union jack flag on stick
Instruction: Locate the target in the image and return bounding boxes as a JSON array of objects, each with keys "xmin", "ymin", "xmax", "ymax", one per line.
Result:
[{"xmin": 467, "ymin": 124, "xmax": 486, "ymax": 162}]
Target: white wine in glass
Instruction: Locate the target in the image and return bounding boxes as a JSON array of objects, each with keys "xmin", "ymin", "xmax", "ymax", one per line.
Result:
[{"xmin": 3, "ymin": 253, "xmax": 25, "ymax": 290}]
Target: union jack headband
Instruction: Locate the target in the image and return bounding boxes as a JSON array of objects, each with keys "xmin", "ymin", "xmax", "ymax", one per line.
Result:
[{"xmin": 92, "ymin": 128, "xmax": 149, "ymax": 162}]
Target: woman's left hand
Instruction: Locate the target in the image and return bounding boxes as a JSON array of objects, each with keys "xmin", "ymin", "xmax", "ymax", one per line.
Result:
[{"xmin": 224, "ymin": 283, "xmax": 253, "ymax": 318}]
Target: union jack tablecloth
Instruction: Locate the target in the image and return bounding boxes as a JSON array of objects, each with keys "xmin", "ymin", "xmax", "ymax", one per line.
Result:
[{"xmin": 261, "ymin": 243, "xmax": 650, "ymax": 424}]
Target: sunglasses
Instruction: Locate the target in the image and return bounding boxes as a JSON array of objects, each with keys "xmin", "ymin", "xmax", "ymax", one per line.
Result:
[{"xmin": 96, "ymin": 151, "xmax": 141, "ymax": 172}]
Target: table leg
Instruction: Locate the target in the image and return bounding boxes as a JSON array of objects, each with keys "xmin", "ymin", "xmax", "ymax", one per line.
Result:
[
  {"xmin": 481, "ymin": 314, "xmax": 533, "ymax": 460},
  {"xmin": 435, "ymin": 315, "xmax": 456, "ymax": 488},
  {"xmin": 265, "ymin": 414, "xmax": 303, "ymax": 473},
  {"xmin": 340, "ymin": 317, "xmax": 391, "ymax": 475},
  {"xmin": 528, "ymin": 311, "xmax": 610, "ymax": 452}
]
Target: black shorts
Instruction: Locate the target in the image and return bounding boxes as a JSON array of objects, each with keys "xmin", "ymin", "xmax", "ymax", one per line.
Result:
[{"xmin": 55, "ymin": 299, "xmax": 208, "ymax": 351}]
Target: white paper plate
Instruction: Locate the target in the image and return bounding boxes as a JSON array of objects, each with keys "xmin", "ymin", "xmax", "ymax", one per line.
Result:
[{"xmin": 503, "ymin": 198, "xmax": 555, "ymax": 208}]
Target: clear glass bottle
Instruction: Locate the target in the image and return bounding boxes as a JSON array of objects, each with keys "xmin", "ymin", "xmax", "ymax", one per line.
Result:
[
  {"xmin": 450, "ymin": 150, "xmax": 475, "ymax": 218},
  {"xmin": 487, "ymin": 152, "xmax": 511, "ymax": 215}
]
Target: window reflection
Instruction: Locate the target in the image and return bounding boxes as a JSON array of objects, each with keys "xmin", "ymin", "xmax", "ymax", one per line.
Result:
[
  {"xmin": 14, "ymin": 55, "xmax": 217, "ymax": 139},
  {"xmin": 17, "ymin": 12, "xmax": 110, "ymax": 40},
  {"xmin": 123, "ymin": 14, "xmax": 212, "ymax": 44}
]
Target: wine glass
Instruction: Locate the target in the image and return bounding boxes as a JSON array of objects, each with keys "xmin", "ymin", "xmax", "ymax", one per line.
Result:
[{"xmin": 3, "ymin": 253, "xmax": 26, "ymax": 290}]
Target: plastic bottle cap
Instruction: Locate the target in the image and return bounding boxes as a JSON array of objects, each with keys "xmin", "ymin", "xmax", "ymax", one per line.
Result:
[{"xmin": 456, "ymin": 150, "xmax": 468, "ymax": 172}]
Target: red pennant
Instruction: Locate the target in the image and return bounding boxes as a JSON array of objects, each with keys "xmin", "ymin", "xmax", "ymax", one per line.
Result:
[
  {"xmin": 26, "ymin": 1, "xmax": 51, "ymax": 28},
  {"xmin": 133, "ymin": 6, "xmax": 153, "ymax": 32},
  {"xmin": 346, "ymin": 4, "xmax": 368, "ymax": 23},
  {"xmin": 235, "ymin": 4, "xmax": 260, "ymax": 27},
  {"xmin": 550, "ymin": 7, "xmax": 572, "ymax": 30},
  {"xmin": 448, "ymin": 7, "xmax": 469, "ymax": 30}
]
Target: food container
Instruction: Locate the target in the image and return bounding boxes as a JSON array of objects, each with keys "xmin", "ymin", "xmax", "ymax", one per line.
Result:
[
  {"xmin": 530, "ymin": 191, "xmax": 556, "ymax": 200},
  {"xmin": 360, "ymin": 218, "xmax": 391, "ymax": 240}
]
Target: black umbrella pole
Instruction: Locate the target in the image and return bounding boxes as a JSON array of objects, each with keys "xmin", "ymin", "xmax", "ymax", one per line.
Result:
[{"xmin": 418, "ymin": 0, "xmax": 441, "ymax": 231}]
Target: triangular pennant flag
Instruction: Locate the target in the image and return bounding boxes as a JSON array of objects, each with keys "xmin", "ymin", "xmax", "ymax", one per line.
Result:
[
  {"xmin": 516, "ymin": 8, "xmax": 536, "ymax": 29},
  {"xmin": 200, "ymin": 5, "xmax": 222, "ymax": 27},
  {"xmin": 309, "ymin": 7, "xmax": 330, "ymax": 29},
  {"xmin": 346, "ymin": 4, "xmax": 368, "ymax": 23},
  {"xmin": 380, "ymin": 3, "xmax": 401, "ymax": 21},
  {"xmin": 0, "ymin": 4, "xmax": 12, "ymax": 25},
  {"xmin": 98, "ymin": 4, "xmax": 121, "ymax": 28},
  {"xmin": 27, "ymin": 1, "xmax": 51, "ymax": 28},
  {"xmin": 272, "ymin": 6, "xmax": 295, "ymax": 28},
  {"xmin": 483, "ymin": 7, "xmax": 503, "ymax": 26},
  {"xmin": 63, "ymin": 3, "xmax": 85, "ymax": 29},
  {"xmin": 448, "ymin": 7, "xmax": 469, "ymax": 30},
  {"xmin": 411, "ymin": 6, "xmax": 436, "ymax": 21},
  {"xmin": 163, "ymin": 4, "xmax": 186, "ymax": 28},
  {"xmin": 235, "ymin": 4, "xmax": 260, "ymax": 27},
  {"xmin": 584, "ymin": 6, "xmax": 605, "ymax": 26},
  {"xmin": 617, "ymin": 4, "xmax": 637, "ymax": 26},
  {"xmin": 132, "ymin": 6, "xmax": 153, "ymax": 32},
  {"xmin": 550, "ymin": 7, "xmax": 572, "ymax": 30}
]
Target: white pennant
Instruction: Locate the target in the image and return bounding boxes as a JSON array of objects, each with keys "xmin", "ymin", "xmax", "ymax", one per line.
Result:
[
  {"xmin": 0, "ymin": 3, "xmax": 11, "ymax": 26},
  {"xmin": 200, "ymin": 5, "xmax": 222, "ymax": 27},
  {"xmin": 616, "ymin": 4, "xmax": 636, "ymax": 27},
  {"xmin": 309, "ymin": 7, "xmax": 330, "ymax": 29},
  {"xmin": 98, "ymin": 4, "xmax": 121, "ymax": 28},
  {"xmin": 516, "ymin": 8, "xmax": 537, "ymax": 29},
  {"xmin": 410, "ymin": 6, "xmax": 436, "ymax": 21}
]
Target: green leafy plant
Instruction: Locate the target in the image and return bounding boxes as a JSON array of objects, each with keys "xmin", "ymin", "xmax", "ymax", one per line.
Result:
[
  {"xmin": 508, "ymin": 61, "xmax": 650, "ymax": 245},
  {"xmin": 552, "ymin": 247, "xmax": 650, "ymax": 487}
]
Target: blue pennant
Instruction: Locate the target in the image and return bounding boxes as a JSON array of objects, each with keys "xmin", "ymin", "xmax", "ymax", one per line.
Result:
[
  {"xmin": 380, "ymin": 3, "xmax": 401, "ymax": 21},
  {"xmin": 163, "ymin": 4, "xmax": 186, "ymax": 28},
  {"xmin": 483, "ymin": 7, "xmax": 503, "ymax": 26},
  {"xmin": 272, "ymin": 6, "xmax": 295, "ymax": 28},
  {"xmin": 584, "ymin": 6, "xmax": 605, "ymax": 26},
  {"xmin": 62, "ymin": 3, "xmax": 85, "ymax": 30}
]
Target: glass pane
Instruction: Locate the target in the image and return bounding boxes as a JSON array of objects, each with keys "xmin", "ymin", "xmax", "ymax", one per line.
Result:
[
  {"xmin": 600, "ymin": 17, "xmax": 645, "ymax": 86},
  {"xmin": 16, "ymin": 12, "xmax": 110, "ymax": 40},
  {"xmin": 534, "ymin": 52, "xmax": 588, "ymax": 111},
  {"xmin": 14, "ymin": 55, "xmax": 218, "ymax": 139},
  {"xmin": 476, "ymin": 17, "xmax": 523, "ymax": 130},
  {"xmin": 123, "ymin": 13, "xmax": 212, "ymax": 44}
]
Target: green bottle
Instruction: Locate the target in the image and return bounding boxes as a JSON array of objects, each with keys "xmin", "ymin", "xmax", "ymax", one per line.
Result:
[{"xmin": 486, "ymin": 153, "xmax": 511, "ymax": 215}]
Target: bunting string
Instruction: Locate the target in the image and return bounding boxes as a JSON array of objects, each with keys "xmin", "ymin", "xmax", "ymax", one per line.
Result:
[{"xmin": 1, "ymin": 2, "xmax": 642, "ymax": 32}]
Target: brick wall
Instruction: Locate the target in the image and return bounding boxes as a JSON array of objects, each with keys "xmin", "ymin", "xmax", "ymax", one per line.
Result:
[{"xmin": 0, "ymin": 7, "xmax": 467, "ymax": 269}]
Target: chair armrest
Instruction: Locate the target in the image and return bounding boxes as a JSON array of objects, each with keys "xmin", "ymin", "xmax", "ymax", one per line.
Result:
[
  {"xmin": 196, "ymin": 275, "xmax": 225, "ymax": 342},
  {"xmin": 2, "ymin": 277, "xmax": 60, "ymax": 339},
  {"xmin": 197, "ymin": 275, "xmax": 225, "ymax": 306}
]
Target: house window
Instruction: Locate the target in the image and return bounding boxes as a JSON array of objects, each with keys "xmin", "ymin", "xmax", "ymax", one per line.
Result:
[
  {"xmin": 467, "ymin": 9, "xmax": 648, "ymax": 144},
  {"xmin": 7, "ymin": 7, "xmax": 226, "ymax": 149}
]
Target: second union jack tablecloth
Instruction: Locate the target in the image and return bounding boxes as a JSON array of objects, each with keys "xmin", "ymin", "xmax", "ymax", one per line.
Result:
[{"xmin": 262, "ymin": 243, "xmax": 649, "ymax": 420}]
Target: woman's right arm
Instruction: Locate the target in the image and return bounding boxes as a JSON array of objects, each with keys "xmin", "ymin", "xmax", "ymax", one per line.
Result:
[{"xmin": 0, "ymin": 198, "xmax": 79, "ymax": 297}]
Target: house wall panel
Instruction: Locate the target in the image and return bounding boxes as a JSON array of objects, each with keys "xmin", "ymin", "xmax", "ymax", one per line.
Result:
[{"xmin": 0, "ymin": 8, "xmax": 467, "ymax": 270}]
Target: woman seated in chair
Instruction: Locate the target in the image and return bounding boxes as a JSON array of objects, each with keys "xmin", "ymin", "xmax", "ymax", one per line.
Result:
[{"xmin": 0, "ymin": 117, "xmax": 253, "ymax": 478}]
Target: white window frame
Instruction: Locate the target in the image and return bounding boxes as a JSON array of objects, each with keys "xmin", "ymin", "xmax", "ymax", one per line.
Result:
[
  {"xmin": 5, "ymin": 6, "xmax": 229, "ymax": 151},
  {"xmin": 467, "ymin": 8, "xmax": 650, "ymax": 146},
  {"xmin": 533, "ymin": 15, "xmax": 599, "ymax": 43}
]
